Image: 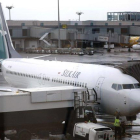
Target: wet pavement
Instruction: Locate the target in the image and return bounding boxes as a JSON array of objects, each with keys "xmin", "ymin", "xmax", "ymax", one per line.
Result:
[
  {"xmin": 20, "ymin": 47, "xmax": 140, "ymax": 63},
  {"xmin": 2, "ymin": 47, "xmax": 140, "ymax": 140}
]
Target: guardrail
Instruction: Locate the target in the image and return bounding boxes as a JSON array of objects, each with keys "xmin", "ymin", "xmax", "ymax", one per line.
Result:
[{"xmin": 25, "ymin": 48, "xmax": 94, "ymax": 55}]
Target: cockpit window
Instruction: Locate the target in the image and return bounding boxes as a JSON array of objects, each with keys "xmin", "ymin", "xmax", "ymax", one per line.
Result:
[
  {"xmin": 112, "ymin": 83, "xmax": 140, "ymax": 91},
  {"xmin": 112, "ymin": 84, "xmax": 117, "ymax": 90},
  {"xmin": 134, "ymin": 83, "xmax": 140, "ymax": 89},
  {"xmin": 123, "ymin": 84, "xmax": 134, "ymax": 89},
  {"xmin": 118, "ymin": 84, "xmax": 122, "ymax": 90}
]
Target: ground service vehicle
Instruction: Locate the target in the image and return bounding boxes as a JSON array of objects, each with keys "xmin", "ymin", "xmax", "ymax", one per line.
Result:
[{"xmin": 73, "ymin": 122, "xmax": 114, "ymax": 140}]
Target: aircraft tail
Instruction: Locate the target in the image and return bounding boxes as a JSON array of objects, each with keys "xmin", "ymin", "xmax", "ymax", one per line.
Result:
[{"xmin": 0, "ymin": 3, "xmax": 21, "ymax": 59}]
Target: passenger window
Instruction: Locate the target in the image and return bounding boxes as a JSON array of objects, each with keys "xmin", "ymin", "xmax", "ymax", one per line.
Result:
[
  {"xmin": 112, "ymin": 84, "xmax": 117, "ymax": 90},
  {"xmin": 118, "ymin": 84, "xmax": 122, "ymax": 90}
]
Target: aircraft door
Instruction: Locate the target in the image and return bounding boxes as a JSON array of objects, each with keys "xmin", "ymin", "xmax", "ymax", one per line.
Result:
[{"xmin": 95, "ymin": 77, "xmax": 105, "ymax": 99}]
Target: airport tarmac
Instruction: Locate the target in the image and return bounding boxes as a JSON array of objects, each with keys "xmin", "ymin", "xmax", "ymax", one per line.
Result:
[
  {"xmin": 20, "ymin": 48, "xmax": 140, "ymax": 63},
  {"xmin": 1, "ymin": 47, "xmax": 140, "ymax": 140}
]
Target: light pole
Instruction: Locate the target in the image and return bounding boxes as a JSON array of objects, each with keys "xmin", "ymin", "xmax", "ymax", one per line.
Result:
[
  {"xmin": 6, "ymin": 6, "xmax": 14, "ymax": 20},
  {"xmin": 76, "ymin": 12, "xmax": 83, "ymax": 21},
  {"xmin": 58, "ymin": 0, "xmax": 61, "ymax": 48}
]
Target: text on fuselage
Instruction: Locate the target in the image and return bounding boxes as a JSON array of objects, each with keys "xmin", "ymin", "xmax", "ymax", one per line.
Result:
[{"xmin": 61, "ymin": 69, "xmax": 81, "ymax": 78}]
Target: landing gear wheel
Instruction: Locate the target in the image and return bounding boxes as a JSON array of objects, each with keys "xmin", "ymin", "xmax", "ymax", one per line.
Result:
[{"xmin": 18, "ymin": 130, "xmax": 31, "ymax": 140}]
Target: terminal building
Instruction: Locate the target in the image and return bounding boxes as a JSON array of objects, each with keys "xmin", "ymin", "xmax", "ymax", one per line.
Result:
[
  {"xmin": 7, "ymin": 12, "xmax": 140, "ymax": 51},
  {"xmin": 107, "ymin": 12, "xmax": 140, "ymax": 21}
]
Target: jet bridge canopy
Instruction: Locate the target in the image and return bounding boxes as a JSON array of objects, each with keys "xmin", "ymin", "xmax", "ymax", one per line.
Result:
[{"xmin": 115, "ymin": 62, "xmax": 140, "ymax": 83}]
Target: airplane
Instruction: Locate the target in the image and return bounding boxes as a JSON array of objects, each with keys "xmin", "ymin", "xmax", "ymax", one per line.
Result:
[
  {"xmin": 0, "ymin": 2, "xmax": 140, "ymax": 120},
  {"xmin": 120, "ymin": 36, "xmax": 140, "ymax": 51},
  {"xmin": 120, "ymin": 36, "xmax": 140, "ymax": 48}
]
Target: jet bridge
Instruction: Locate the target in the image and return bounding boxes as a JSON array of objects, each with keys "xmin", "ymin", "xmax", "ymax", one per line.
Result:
[
  {"xmin": 0, "ymin": 86, "xmax": 97, "ymax": 138},
  {"xmin": 115, "ymin": 61, "xmax": 140, "ymax": 83}
]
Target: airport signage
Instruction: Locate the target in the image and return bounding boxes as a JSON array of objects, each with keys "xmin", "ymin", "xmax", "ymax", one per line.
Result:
[
  {"xmin": 98, "ymin": 36, "xmax": 108, "ymax": 42},
  {"xmin": 62, "ymin": 24, "xmax": 67, "ymax": 29}
]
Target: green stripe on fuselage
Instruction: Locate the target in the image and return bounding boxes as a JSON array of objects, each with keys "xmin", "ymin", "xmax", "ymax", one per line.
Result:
[{"xmin": 0, "ymin": 32, "xmax": 7, "ymax": 59}]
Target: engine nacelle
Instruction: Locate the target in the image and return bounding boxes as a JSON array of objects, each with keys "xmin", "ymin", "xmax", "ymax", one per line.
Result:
[{"xmin": 132, "ymin": 44, "xmax": 140, "ymax": 50}]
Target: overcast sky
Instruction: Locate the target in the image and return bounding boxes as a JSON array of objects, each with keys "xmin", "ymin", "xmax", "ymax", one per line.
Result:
[{"xmin": 1, "ymin": 0, "xmax": 140, "ymax": 21}]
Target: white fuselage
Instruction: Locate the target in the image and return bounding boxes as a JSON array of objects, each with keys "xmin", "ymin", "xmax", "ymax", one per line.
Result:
[{"xmin": 2, "ymin": 58, "xmax": 140, "ymax": 116}]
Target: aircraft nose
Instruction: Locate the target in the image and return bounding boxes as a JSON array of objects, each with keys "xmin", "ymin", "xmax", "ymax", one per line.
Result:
[{"xmin": 128, "ymin": 90, "xmax": 140, "ymax": 115}]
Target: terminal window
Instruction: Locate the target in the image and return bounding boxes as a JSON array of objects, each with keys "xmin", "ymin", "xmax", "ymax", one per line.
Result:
[
  {"xmin": 121, "ymin": 28, "xmax": 128, "ymax": 34},
  {"xmin": 40, "ymin": 23, "xmax": 44, "ymax": 26},
  {"xmin": 90, "ymin": 23, "xmax": 93, "ymax": 26},
  {"xmin": 107, "ymin": 28, "xmax": 114, "ymax": 33},
  {"xmin": 77, "ymin": 28, "xmax": 82, "ymax": 33},
  {"xmin": 22, "ymin": 29, "xmax": 28, "ymax": 36},
  {"xmin": 21, "ymin": 23, "xmax": 25, "ymax": 26},
  {"xmin": 92, "ymin": 28, "xmax": 100, "ymax": 34}
]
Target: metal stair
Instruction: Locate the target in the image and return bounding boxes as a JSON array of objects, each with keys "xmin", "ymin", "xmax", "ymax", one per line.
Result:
[{"xmin": 74, "ymin": 92, "xmax": 81, "ymax": 118}]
